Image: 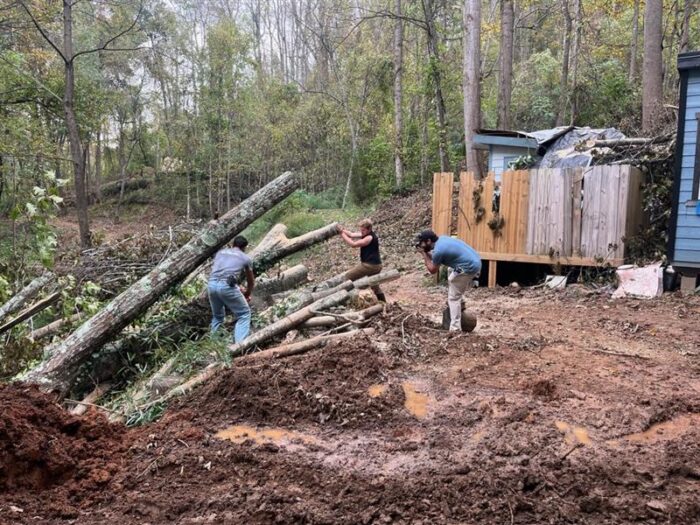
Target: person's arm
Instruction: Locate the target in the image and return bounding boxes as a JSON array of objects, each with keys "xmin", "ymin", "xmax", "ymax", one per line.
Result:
[
  {"xmin": 338, "ymin": 225, "xmax": 363, "ymax": 239},
  {"xmin": 341, "ymin": 231, "xmax": 372, "ymax": 248},
  {"xmin": 242, "ymin": 266, "xmax": 255, "ymax": 300},
  {"xmin": 419, "ymin": 250, "xmax": 440, "ymax": 274}
]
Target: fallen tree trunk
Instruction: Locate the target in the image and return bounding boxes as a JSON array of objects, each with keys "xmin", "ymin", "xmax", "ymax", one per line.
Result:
[
  {"xmin": 245, "ymin": 327, "xmax": 376, "ymax": 360},
  {"xmin": 69, "ymin": 382, "xmax": 113, "ymax": 416},
  {"xmin": 300, "ymin": 303, "xmax": 384, "ymax": 329},
  {"xmin": 0, "ymin": 272, "xmax": 55, "ymax": 324},
  {"xmin": 229, "ymin": 289, "xmax": 353, "ymax": 357},
  {"xmin": 29, "ymin": 314, "xmax": 82, "ymax": 341},
  {"xmin": 23, "ymin": 172, "xmax": 298, "ymax": 395},
  {"xmin": 0, "ymin": 292, "xmax": 61, "ymax": 335},
  {"xmin": 251, "ymin": 264, "xmax": 309, "ymax": 308},
  {"xmin": 249, "ymin": 223, "xmax": 339, "ymax": 273}
]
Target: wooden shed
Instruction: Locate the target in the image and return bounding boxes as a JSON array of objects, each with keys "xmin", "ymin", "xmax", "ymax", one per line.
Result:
[
  {"xmin": 669, "ymin": 51, "xmax": 700, "ymax": 290},
  {"xmin": 432, "ymin": 165, "xmax": 643, "ymax": 286}
]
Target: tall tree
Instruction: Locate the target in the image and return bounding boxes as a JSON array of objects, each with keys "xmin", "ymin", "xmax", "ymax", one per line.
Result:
[
  {"xmin": 497, "ymin": 0, "xmax": 514, "ymax": 129},
  {"xmin": 16, "ymin": 1, "xmax": 142, "ymax": 248},
  {"xmin": 555, "ymin": 0, "xmax": 572, "ymax": 126},
  {"xmin": 642, "ymin": 0, "xmax": 663, "ymax": 134},
  {"xmin": 422, "ymin": 0, "xmax": 451, "ymax": 173},
  {"xmin": 463, "ymin": 0, "xmax": 481, "ymax": 176},
  {"xmin": 628, "ymin": 0, "xmax": 640, "ymax": 81},
  {"xmin": 393, "ymin": 0, "xmax": 404, "ymax": 187}
]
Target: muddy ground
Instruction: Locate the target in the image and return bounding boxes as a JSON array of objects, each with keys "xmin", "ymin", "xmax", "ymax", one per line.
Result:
[
  {"xmin": 3, "ymin": 192, "xmax": 699, "ymax": 523},
  {"xmin": 1, "ymin": 275, "xmax": 699, "ymax": 524}
]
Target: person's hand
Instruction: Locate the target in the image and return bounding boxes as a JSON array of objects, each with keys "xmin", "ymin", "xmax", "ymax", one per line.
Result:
[{"xmin": 336, "ymin": 224, "xmax": 344, "ymax": 234}]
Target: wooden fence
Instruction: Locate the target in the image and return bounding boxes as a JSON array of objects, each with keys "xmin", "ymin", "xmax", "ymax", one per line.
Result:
[{"xmin": 432, "ymin": 165, "xmax": 643, "ymax": 286}]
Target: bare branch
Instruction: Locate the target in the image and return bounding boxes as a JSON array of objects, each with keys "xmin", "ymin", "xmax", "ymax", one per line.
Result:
[
  {"xmin": 17, "ymin": 1, "xmax": 68, "ymax": 63},
  {"xmin": 70, "ymin": 1, "xmax": 144, "ymax": 62}
]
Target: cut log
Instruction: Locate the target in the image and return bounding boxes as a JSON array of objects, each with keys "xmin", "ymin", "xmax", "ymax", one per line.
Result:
[
  {"xmin": 303, "ymin": 303, "xmax": 385, "ymax": 328},
  {"xmin": 352, "ymin": 269, "xmax": 401, "ymax": 289},
  {"xmin": 23, "ymin": 172, "xmax": 298, "ymax": 394},
  {"xmin": 229, "ymin": 289, "xmax": 353, "ymax": 357},
  {"xmin": 69, "ymin": 382, "xmax": 113, "ymax": 416},
  {"xmin": 249, "ymin": 222, "xmax": 339, "ymax": 273},
  {"xmin": 29, "ymin": 313, "xmax": 83, "ymax": 341},
  {"xmin": 251, "ymin": 264, "xmax": 309, "ymax": 308},
  {"xmin": 0, "ymin": 272, "xmax": 55, "ymax": 324},
  {"xmin": 245, "ymin": 327, "xmax": 376, "ymax": 360},
  {"xmin": 0, "ymin": 292, "xmax": 61, "ymax": 335},
  {"xmin": 300, "ymin": 315, "xmax": 340, "ymax": 328}
]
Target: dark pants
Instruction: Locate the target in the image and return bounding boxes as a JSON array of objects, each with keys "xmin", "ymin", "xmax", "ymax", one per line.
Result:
[{"xmin": 345, "ymin": 262, "xmax": 385, "ymax": 300}]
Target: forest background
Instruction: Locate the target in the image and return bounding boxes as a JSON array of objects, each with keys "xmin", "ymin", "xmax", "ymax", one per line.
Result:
[{"xmin": 0, "ymin": 0, "xmax": 698, "ymax": 284}]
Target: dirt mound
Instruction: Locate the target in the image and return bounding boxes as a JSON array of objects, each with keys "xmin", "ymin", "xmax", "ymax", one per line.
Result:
[
  {"xmin": 0, "ymin": 384, "xmax": 127, "ymax": 495},
  {"xmin": 179, "ymin": 329, "xmax": 408, "ymax": 431}
]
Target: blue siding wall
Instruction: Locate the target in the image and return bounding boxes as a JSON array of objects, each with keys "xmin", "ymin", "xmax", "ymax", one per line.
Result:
[{"xmin": 674, "ymin": 69, "xmax": 700, "ymax": 267}]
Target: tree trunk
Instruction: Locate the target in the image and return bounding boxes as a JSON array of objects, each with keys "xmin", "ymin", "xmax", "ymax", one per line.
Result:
[
  {"xmin": 245, "ymin": 327, "xmax": 376, "ymax": 360},
  {"xmin": 629, "ymin": 0, "xmax": 640, "ymax": 82},
  {"xmin": 423, "ymin": 0, "xmax": 451, "ymax": 173},
  {"xmin": 63, "ymin": 0, "xmax": 91, "ymax": 249},
  {"xmin": 0, "ymin": 292, "xmax": 61, "ymax": 335},
  {"xmin": 555, "ymin": 0, "xmax": 572, "ymax": 127},
  {"xmin": 229, "ymin": 288, "xmax": 352, "ymax": 356},
  {"xmin": 569, "ymin": 0, "xmax": 582, "ymax": 124},
  {"xmin": 497, "ymin": 0, "xmax": 514, "ymax": 129},
  {"xmin": 679, "ymin": 0, "xmax": 693, "ymax": 54},
  {"xmin": 95, "ymin": 129, "xmax": 102, "ymax": 202},
  {"xmin": 393, "ymin": 0, "xmax": 404, "ymax": 187},
  {"xmin": 23, "ymin": 172, "xmax": 298, "ymax": 395},
  {"xmin": 29, "ymin": 313, "xmax": 82, "ymax": 341},
  {"xmin": 642, "ymin": 0, "xmax": 663, "ymax": 134},
  {"xmin": 463, "ymin": 0, "xmax": 482, "ymax": 176},
  {"xmin": 0, "ymin": 272, "xmax": 55, "ymax": 324}
]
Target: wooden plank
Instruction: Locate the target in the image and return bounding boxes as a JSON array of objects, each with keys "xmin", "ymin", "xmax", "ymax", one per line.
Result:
[
  {"xmin": 488, "ymin": 260, "xmax": 497, "ymax": 288},
  {"xmin": 561, "ymin": 168, "xmax": 574, "ymax": 256},
  {"xmin": 517, "ymin": 171, "xmax": 530, "ymax": 253},
  {"xmin": 482, "ymin": 172, "xmax": 496, "ymax": 253},
  {"xmin": 432, "ymin": 172, "xmax": 454, "ymax": 236},
  {"xmin": 525, "ymin": 169, "xmax": 541, "ymax": 254},
  {"xmin": 624, "ymin": 166, "xmax": 644, "ymax": 251},
  {"xmin": 571, "ymin": 168, "xmax": 583, "ymax": 256},
  {"xmin": 477, "ymin": 251, "xmax": 623, "ymax": 267},
  {"xmin": 613, "ymin": 165, "xmax": 627, "ymax": 259},
  {"xmin": 457, "ymin": 171, "xmax": 475, "ymax": 244}
]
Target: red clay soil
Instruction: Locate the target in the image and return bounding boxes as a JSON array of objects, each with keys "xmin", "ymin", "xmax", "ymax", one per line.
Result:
[
  {"xmin": 1, "ymin": 285, "xmax": 699, "ymax": 524},
  {"xmin": 0, "ymin": 384, "xmax": 128, "ymax": 520}
]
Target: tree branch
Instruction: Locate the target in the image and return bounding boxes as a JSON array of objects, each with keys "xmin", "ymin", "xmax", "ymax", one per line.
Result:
[
  {"xmin": 18, "ymin": 1, "xmax": 68, "ymax": 64},
  {"xmin": 70, "ymin": 1, "xmax": 144, "ymax": 63}
]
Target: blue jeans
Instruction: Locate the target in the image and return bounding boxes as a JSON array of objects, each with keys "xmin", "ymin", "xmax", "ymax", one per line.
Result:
[{"xmin": 207, "ymin": 280, "xmax": 251, "ymax": 343}]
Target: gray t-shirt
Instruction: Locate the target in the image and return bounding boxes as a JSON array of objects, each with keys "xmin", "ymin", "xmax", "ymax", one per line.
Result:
[{"xmin": 209, "ymin": 248, "xmax": 252, "ymax": 282}]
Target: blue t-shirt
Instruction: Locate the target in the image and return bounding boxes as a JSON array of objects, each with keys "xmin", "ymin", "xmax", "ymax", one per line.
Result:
[{"xmin": 431, "ymin": 236, "xmax": 481, "ymax": 275}]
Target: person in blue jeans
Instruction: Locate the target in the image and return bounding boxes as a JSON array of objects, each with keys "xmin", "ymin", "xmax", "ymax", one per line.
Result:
[{"xmin": 208, "ymin": 235, "xmax": 256, "ymax": 343}]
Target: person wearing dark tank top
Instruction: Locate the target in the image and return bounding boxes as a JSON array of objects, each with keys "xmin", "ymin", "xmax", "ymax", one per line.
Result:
[{"xmin": 338, "ymin": 218, "xmax": 386, "ymax": 302}]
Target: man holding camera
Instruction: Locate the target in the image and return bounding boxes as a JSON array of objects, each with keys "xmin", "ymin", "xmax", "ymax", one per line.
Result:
[
  {"xmin": 415, "ymin": 230, "xmax": 481, "ymax": 332},
  {"xmin": 208, "ymin": 235, "xmax": 256, "ymax": 343}
]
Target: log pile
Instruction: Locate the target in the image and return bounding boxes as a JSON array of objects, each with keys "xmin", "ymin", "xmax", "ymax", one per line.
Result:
[{"xmin": 13, "ymin": 172, "xmax": 399, "ymax": 423}]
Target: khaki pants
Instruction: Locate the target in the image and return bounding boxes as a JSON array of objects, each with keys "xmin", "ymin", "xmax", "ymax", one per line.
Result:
[
  {"xmin": 345, "ymin": 262, "xmax": 384, "ymax": 299},
  {"xmin": 447, "ymin": 269, "xmax": 474, "ymax": 331}
]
